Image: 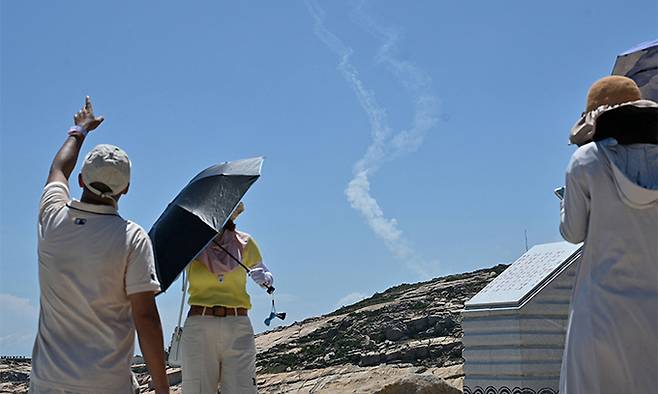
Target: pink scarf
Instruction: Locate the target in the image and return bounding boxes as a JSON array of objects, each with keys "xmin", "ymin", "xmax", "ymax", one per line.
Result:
[{"xmin": 196, "ymin": 230, "xmax": 250, "ymax": 275}]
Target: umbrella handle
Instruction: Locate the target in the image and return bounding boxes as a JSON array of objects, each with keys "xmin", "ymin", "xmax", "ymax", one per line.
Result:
[{"xmin": 214, "ymin": 240, "xmax": 275, "ymax": 294}]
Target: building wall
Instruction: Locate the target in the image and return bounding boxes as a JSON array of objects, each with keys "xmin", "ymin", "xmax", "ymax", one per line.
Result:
[{"xmin": 462, "ymin": 258, "xmax": 578, "ymax": 394}]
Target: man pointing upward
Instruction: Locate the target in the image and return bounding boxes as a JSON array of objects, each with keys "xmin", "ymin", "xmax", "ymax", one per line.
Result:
[{"xmin": 29, "ymin": 97, "xmax": 169, "ymax": 394}]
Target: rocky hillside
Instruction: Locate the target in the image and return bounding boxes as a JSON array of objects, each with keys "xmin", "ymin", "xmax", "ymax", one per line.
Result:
[
  {"xmin": 0, "ymin": 359, "xmax": 30, "ymax": 393},
  {"xmin": 253, "ymin": 264, "xmax": 507, "ymax": 392},
  {"xmin": 0, "ymin": 264, "xmax": 506, "ymax": 393}
]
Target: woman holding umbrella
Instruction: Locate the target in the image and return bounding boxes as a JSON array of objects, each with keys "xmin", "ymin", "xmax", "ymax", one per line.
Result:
[{"xmin": 180, "ymin": 202, "xmax": 274, "ymax": 394}]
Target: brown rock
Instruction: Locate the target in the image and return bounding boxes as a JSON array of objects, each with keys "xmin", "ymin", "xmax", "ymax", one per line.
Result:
[{"xmin": 374, "ymin": 373, "xmax": 461, "ymax": 394}]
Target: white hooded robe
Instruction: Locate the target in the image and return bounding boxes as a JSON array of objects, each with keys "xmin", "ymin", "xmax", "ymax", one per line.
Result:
[{"xmin": 559, "ymin": 138, "xmax": 658, "ymax": 393}]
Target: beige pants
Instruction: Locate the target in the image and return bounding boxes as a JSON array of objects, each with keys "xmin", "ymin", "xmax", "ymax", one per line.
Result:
[
  {"xmin": 181, "ymin": 315, "xmax": 258, "ymax": 394},
  {"xmin": 28, "ymin": 373, "xmax": 138, "ymax": 394}
]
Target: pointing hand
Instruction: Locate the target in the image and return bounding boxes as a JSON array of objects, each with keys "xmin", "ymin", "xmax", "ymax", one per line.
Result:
[{"xmin": 73, "ymin": 96, "xmax": 104, "ymax": 132}]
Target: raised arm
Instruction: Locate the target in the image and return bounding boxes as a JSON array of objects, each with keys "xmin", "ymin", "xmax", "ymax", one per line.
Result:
[{"xmin": 47, "ymin": 96, "xmax": 104, "ymax": 184}]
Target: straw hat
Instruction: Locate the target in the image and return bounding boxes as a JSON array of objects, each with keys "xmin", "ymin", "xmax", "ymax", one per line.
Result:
[
  {"xmin": 570, "ymin": 76, "xmax": 643, "ymax": 145},
  {"xmin": 586, "ymin": 76, "xmax": 641, "ymax": 112}
]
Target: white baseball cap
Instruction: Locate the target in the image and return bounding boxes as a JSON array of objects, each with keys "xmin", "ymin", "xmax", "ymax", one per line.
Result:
[{"xmin": 81, "ymin": 144, "xmax": 131, "ymax": 198}]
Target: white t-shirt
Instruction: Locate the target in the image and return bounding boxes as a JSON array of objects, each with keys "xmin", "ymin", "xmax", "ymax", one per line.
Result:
[{"xmin": 30, "ymin": 182, "xmax": 160, "ymax": 394}]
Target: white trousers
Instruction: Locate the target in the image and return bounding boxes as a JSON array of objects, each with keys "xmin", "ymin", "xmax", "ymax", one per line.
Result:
[{"xmin": 181, "ymin": 315, "xmax": 257, "ymax": 394}]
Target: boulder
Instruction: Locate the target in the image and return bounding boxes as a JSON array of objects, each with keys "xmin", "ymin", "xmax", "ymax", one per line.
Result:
[
  {"xmin": 384, "ymin": 327, "xmax": 404, "ymax": 341},
  {"xmin": 407, "ymin": 317, "xmax": 429, "ymax": 334},
  {"xmin": 359, "ymin": 352, "xmax": 381, "ymax": 367},
  {"xmin": 374, "ymin": 374, "xmax": 461, "ymax": 394}
]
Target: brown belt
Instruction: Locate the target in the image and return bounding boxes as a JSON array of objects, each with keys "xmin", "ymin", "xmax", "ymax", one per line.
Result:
[{"xmin": 188, "ymin": 305, "xmax": 248, "ymax": 317}]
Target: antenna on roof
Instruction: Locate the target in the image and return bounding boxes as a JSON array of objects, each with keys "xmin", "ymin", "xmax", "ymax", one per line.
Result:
[{"xmin": 524, "ymin": 230, "xmax": 529, "ymax": 252}]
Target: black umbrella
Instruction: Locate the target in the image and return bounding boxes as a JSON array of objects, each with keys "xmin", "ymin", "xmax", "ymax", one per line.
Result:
[
  {"xmin": 612, "ymin": 39, "xmax": 658, "ymax": 101},
  {"xmin": 149, "ymin": 157, "xmax": 264, "ymax": 293}
]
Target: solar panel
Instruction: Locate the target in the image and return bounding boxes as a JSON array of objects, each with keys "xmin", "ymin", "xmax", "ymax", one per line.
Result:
[{"xmin": 465, "ymin": 242, "xmax": 581, "ymax": 308}]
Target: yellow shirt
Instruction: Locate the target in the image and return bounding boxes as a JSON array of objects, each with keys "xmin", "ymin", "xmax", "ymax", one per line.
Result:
[{"xmin": 187, "ymin": 236, "xmax": 262, "ymax": 309}]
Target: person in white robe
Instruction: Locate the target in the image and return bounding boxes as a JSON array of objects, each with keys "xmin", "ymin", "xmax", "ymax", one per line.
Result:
[{"xmin": 560, "ymin": 76, "xmax": 658, "ymax": 393}]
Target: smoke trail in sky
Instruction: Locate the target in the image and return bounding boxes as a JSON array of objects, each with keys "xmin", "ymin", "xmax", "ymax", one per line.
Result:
[{"xmin": 305, "ymin": 0, "xmax": 440, "ymax": 278}]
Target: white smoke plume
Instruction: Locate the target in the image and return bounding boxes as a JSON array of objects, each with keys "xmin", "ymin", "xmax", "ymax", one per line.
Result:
[{"xmin": 305, "ymin": 0, "xmax": 440, "ymax": 279}]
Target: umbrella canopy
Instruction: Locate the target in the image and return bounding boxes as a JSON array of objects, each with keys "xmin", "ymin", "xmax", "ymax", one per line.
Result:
[
  {"xmin": 149, "ymin": 157, "xmax": 264, "ymax": 292},
  {"xmin": 612, "ymin": 39, "xmax": 658, "ymax": 102}
]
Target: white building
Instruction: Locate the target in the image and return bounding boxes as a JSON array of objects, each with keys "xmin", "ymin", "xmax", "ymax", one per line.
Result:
[{"xmin": 462, "ymin": 242, "xmax": 581, "ymax": 394}]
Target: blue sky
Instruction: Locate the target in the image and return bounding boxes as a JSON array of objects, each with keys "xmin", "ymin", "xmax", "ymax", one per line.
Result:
[{"xmin": 1, "ymin": 1, "xmax": 656, "ymax": 356}]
